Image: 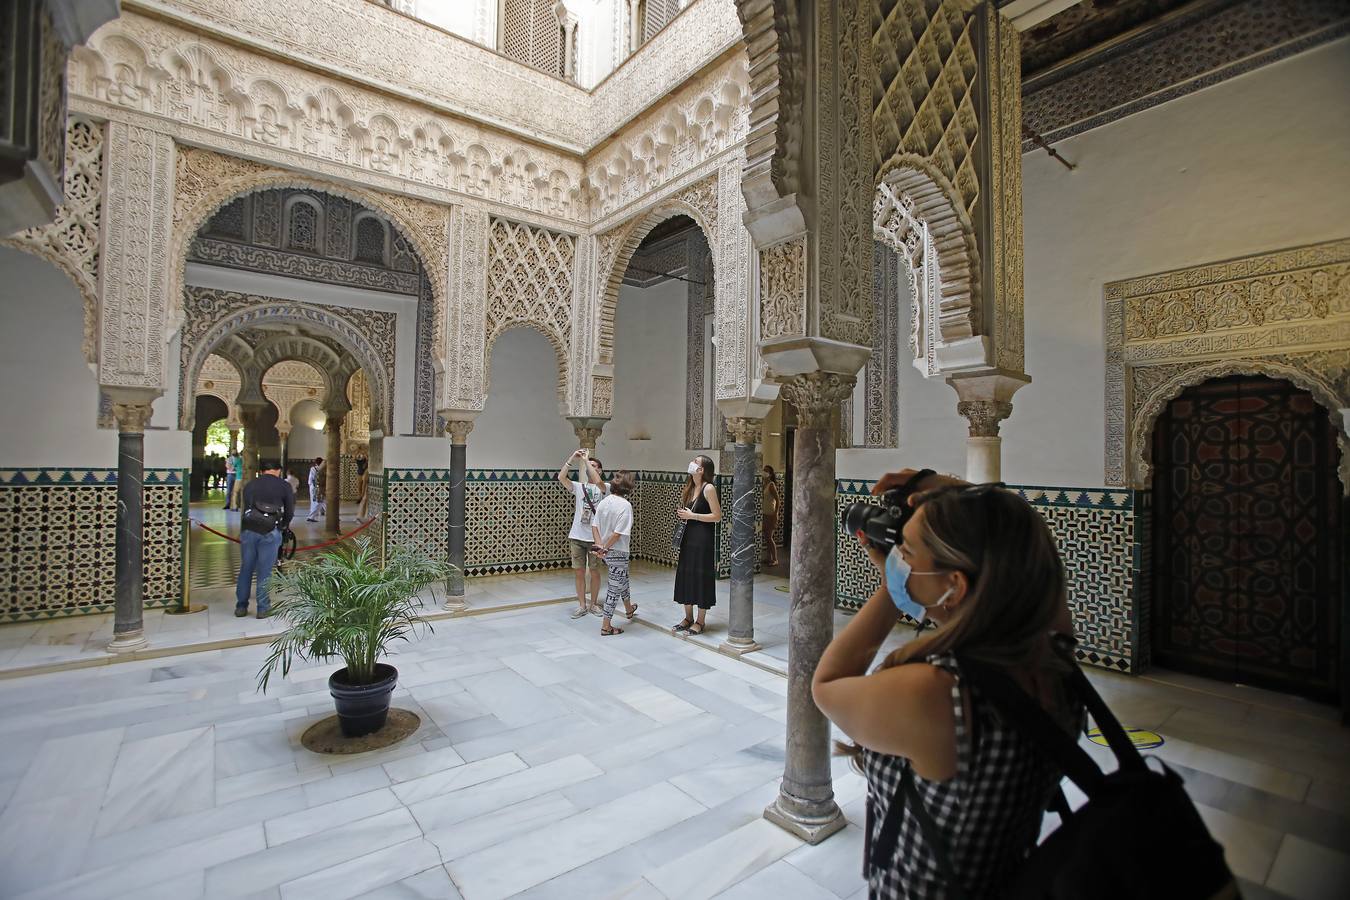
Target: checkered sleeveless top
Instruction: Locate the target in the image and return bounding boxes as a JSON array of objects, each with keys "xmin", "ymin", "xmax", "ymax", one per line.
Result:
[{"xmin": 861, "ymin": 653, "xmax": 1079, "ymax": 900}]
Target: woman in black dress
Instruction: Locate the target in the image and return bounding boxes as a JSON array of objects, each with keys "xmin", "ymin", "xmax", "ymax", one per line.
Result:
[{"xmin": 673, "ymin": 454, "xmax": 721, "ymax": 635}]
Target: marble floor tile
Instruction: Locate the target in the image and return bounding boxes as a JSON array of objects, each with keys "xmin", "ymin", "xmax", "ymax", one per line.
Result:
[
  {"xmin": 265, "ymin": 787, "xmax": 403, "ymax": 846},
  {"xmin": 203, "ymin": 808, "xmax": 422, "ymax": 897},
  {"xmin": 278, "ymin": 837, "xmax": 444, "ymax": 900},
  {"xmin": 446, "ymin": 781, "xmax": 705, "ymax": 900},
  {"xmin": 95, "ymin": 725, "xmax": 215, "ymax": 836},
  {"xmin": 424, "ymin": 791, "xmax": 578, "ymax": 861},
  {"xmin": 782, "ymin": 822, "xmax": 869, "ymax": 898},
  {"xmin": 711, "ymin": 859, "xmax": 841, "ymax": 900},
  {"xmin": 643, "ymin": 817, "xmax": 803, "ymax": 900},
  {"xmin": 382, "ymin": 745, "xmax": 466, "ymax": 783},
  {"xmin": 390, "ymin": 751, "xmax": 527, "ymax": 807},
  {"xmin": 408, "ymin": 754, "xmax": 602, "ymax": 832},
  {"xmin": 1195, "ymin": 801, "xmax": 1285, "ymax": 884},
  {"xmin": 357, "ymin": 865, "xmax": 464, "ymax": 899},
  {"xmin": 216, "ymin": 761, "xmax": 333, "ymax": 806},
  {"xmin": 1265, "ymin": 834, "xmax": 1350, "ymax": 900},
  {"xmin": 1155, "ymin": 736, "xmax": 1311, "ymax": 802}
]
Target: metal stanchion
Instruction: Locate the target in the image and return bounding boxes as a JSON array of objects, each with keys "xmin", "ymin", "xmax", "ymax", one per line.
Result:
[{"xmin": 165, "ymin": 516, "xmax": 207, "ymax": 614}]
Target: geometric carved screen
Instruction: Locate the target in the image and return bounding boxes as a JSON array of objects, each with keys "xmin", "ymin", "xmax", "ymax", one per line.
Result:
[
  {"xmin": 500, "ymin": 0, "xmax": 564, "ymax": 77},
  {"xmin": 486, "ymin": 218, "xmax": 576, "ymax": 382}
]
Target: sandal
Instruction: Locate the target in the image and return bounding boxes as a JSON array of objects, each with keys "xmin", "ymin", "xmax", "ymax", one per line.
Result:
[
  {"xmin": 624, "ymin": 604, "xmax": 639, "ymax": 620},
  {"xmin": 687, "ymin": 623, "xmax": 705, "ymax": 635},
  {"xmin": 601, "ymin": 626, "xmax": 624, "ymax": 636},
  {"xmin": 673, "ymin": 619, "xmax": 693, "ymax": 633}
]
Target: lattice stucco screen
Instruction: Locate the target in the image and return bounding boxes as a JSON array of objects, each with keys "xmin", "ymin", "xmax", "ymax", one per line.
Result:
[
  {"xmin": 501, "ymin": 0, "xmax": 564, "ymax": 77},
  {"xmin": 643, "ymin": 0, "xmax": 682, "ymax": 43}
]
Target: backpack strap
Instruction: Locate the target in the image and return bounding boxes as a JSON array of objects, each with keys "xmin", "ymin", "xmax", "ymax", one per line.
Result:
[
  {"xmin": 1051, "ymin": 642, "xmax": 1149, "ymax": 774},
  {"xmin": 867, "ymin": 765, "xmax": 967, "ymax": 900},
  {"xmin": 957, "ymin": 657, "xmax": 1109, "ymax": 796}
]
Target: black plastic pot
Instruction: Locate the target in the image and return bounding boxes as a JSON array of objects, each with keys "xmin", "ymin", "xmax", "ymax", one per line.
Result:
[{"xmin": 328, "ymin": 663, "xmax": 398, "ymax": 737}]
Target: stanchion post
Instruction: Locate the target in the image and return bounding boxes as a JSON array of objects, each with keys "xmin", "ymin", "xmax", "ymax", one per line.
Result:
[{"xmin": 165, "ymin": 517, "xmax": 207, "ymax": 615}]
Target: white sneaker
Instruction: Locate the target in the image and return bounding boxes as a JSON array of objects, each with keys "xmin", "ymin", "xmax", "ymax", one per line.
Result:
[
  {"xmin": 570, "ymin": 607, "xmax": 587, "ymax": 619},
  {"xmin": 589, "ymin": 606, "xmax": 603, "ymax": 617}
]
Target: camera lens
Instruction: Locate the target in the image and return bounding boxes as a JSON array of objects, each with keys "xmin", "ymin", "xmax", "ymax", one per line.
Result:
[{"xmin": 840, "ymin": 502, "xmax": 900, "ymax": 553}]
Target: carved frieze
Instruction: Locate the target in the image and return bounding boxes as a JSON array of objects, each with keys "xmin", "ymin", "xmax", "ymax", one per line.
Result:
[
  {"xmin": 1105, "ymin": 238, "xmax": 1350, "ymax": 490},
  {"xmin": 758, "ymin": 236, "xmax": 806, "ymax": 343}
]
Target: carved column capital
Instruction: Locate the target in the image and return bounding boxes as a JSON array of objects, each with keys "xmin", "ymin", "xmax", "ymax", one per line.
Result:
[
  {"xmin": 779, "ymin": 372, "xmax": 857, "ymax": 429},
  {"xmin": 726, "ymin": 416, "xmax": 763, "ymax": 445},
  {"xmin": 957, "ymin": 400, "xmax": 1014, "ymax": 438},
  {"xmin": 567, "ymin": 416, "xmax": 608, "ymax": 450},
  {"xmin": 446, "ymin": 419, "xmax": 475, "ymax": 446},
  {"xmin": 111, "ymin": 402, "xmax": 154, "ymax": 434}
]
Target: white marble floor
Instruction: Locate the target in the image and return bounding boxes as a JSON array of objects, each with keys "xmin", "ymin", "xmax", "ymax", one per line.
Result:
[{"xmin": 1, "ymin": 595, "xmax": 1348, "ymax": 898}]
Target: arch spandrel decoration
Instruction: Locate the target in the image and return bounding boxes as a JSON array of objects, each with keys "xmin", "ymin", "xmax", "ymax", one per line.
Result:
[
  {"xmin": 1106, "ymin": 238, "xmax": 1350, "ymax": 494},
  {"xmin": 170, "ymin": 146, "xmax": 450, "ymax": 363}
]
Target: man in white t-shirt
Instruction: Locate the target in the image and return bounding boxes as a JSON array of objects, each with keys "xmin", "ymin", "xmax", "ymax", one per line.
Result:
[
  {"xmin": 591, "ymin": 471, "xmax": 637, "ymax": 635},
  {"xmin": 557, "ymin": 449, "xmax": 608, "ymax": 618}
]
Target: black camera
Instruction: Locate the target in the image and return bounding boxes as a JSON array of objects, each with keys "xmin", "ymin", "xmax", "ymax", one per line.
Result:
[{"xmin": 840, "ymin": 468, "xmax": 935, "ymax": 554}]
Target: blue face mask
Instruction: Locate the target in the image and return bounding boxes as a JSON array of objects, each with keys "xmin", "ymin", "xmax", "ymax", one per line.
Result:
[{"xmin": 884, "ymin": 546, "xmax": 952, "ymax": 622}]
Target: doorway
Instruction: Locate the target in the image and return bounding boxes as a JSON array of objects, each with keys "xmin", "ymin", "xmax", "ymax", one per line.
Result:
[{"xmin": 1151, "ymin": 374, "xmax": 1343, "ymax": 703}]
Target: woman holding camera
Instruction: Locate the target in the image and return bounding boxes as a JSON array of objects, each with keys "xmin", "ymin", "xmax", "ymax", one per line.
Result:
[
  {"xmin": 673, "ymin": 454, "xmax": 721, "ymax": 635},
  {"xmin": 814, "ymin": 468, "xmax": 1080, "ymax": 900}
]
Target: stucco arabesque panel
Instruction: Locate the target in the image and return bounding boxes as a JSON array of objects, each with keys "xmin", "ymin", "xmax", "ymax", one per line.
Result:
[
  {"xmin": 1105, "ymin": 237, "xmax": 1350, "ymax": 492},
  {"xmin": 69, "ymin": 14, "xmax": 588, "ymax": 225},
  {"xmin": 170, "ymin": 145, "xmax": 450, "ymax": 362},
  {"xmin": 0, "ymin": 117, "xmax": 104, "ymax": 366}
]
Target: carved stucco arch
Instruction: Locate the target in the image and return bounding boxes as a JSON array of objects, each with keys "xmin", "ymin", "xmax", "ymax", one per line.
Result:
[
  {"xmin": 246, "ymin": 335, "xmax": 349, "ymax": 408},
  {"xmin": 1132, "ymin": 359, "xmax": 1350, "ymax": 495},
  {"xmin": 596, "ymin": 198, "xmax": 719, "ymax": 372},
  {"xmin": 170, "ymin": 147, "xmax": 449, "ymax": 364},
  {"xmin": 180, "ymin": 302, "xmax": 392, "ymax": 435},
  {"xmin": 483, "ymin": 322, "xmax": 572, "ymax": 416},
  {"xmin": 875, "ymin": 154, "xmax": 982, "ymax": 357}
]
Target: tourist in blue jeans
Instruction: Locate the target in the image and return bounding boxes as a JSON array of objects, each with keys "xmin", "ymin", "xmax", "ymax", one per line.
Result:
[{"xmin": 236, "ymin": 459, "xmax": 295, "ymax": 618}]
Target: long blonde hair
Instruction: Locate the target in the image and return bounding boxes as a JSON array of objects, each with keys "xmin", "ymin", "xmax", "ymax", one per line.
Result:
[{"xmin": 681, "ymin": 455, "xmax": 715, "ymax": 507}]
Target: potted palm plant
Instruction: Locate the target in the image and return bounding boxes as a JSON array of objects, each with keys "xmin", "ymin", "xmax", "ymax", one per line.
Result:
[{"xmin": 257, "ymin": 537, "xmax": 454, "ymax": 737}]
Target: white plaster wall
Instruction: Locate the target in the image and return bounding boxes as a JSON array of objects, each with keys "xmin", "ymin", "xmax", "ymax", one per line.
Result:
[
  {"xmin": 1007, "ymin": 38, "xmax": 1350, "ymax": 489},
  {"xmin": 840, "ymin": 39, "xmax": 1350, "ymax": 489},
  {"xmin": 183, "ymin": 264, "xmax": 419, "ymax": 436},
  {"xmin": 598, "ymin": 279, "xmax": 695, "ymax": 472},
  {"xmin": 0, "ymin": 248, "xmax": 189, "ymax": 468},
  {"xmin": 468, "ymin": 326, "xmax": 577, "ymax": 468},
  {"xmin": 383, "ymin": 436, "xmax": 451, "ymax": 469},
  {"xmin": 285, "ymin": 400, "xmax": 326, "ymax": 459}
]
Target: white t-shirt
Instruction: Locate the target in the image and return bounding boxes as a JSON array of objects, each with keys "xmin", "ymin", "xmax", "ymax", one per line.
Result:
[
  {"xmin": 593, "ymin": 494, "xmax": 633, "ymax": 554},
  {"xmin": 568, "ymin": 480, "xmax": 609, "ymax": 541}
]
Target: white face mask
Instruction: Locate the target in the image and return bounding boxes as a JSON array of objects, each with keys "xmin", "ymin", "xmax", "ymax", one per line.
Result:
[{"xmin": 688, "ymin": 461, "xmax": 701, "ymax": 476}]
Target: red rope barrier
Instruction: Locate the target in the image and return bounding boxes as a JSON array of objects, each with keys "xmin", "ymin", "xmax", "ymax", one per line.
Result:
[{"xmin": 189, "ymin": 514, "xmax": 380, "ymax": 552}]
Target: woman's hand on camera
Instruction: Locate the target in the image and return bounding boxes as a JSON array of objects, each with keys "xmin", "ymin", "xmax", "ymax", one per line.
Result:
[
  {"xmin": 676, "ymin": 507, "xmax": 694, "ymax": 521},
  {"xmin": 872, "ymin": 468, "xmax": 967, "ymax": 505},
  {"xmin": 855, "ymin": 532, "xmax": 888, "ymax": 574}
]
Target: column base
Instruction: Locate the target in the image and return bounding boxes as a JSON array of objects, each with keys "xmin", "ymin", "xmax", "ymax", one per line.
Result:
[
  {"xmin": 442, "ymin": 595, "xmax": 469, "ymax": 613},
  {"xmin": 107, "ymin": 630, "xmax": 148, "ymax": 654},
  {"xmin": 763, "ymin": 792, "xmax": 846, "ymax": 845},
  {"xmin": 719, "ymin": 637, "xmax": 763, "ymax": 657}
]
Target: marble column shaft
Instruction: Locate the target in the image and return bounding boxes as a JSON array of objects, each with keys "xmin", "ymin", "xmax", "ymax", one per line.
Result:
[
  {"xmin": 325, "ymin": 412, "xmax": 345, "ymax": 534},
  {"xmin": 763, "ymin": 373, "xmax": 852, "ymax": 844},
  {"xmin": 724, "ymin": 419, "xmax": 761, "ymax": 653},
  {"xmin": 110, "ymin": 402, "xmax": 153, "ymax": 653},
  {"xmin": 445, "ymin": 420, "xmax": 473, "ymax": 610}
]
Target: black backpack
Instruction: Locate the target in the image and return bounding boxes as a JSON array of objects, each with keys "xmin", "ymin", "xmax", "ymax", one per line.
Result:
[
  {"xmin": 878, "ymin": 650, "xmax": 1239, "ymax": 900},
  {"xmin": 241, "ymin": 500, "xmax": 282, "ymax": 535}
]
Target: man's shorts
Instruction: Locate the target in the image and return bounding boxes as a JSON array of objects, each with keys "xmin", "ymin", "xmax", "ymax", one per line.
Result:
[{"xmin": 569, "ymin": 538, "xmax": 609, "ymax": 572}]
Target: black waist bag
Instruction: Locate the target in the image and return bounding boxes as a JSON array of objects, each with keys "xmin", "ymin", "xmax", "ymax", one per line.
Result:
[
  {"xmin": 957, "ymin": 655, "xmax": 1238, "ymax": 900},
  {"xmin": 241, "ymin": 501, "xmax": 281, "ymax": 535}
]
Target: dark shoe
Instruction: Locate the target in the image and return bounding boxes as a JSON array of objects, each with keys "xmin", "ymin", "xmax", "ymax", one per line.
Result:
[
  {"xmin": 673, "ymin": 619, "xmax": 692, "ymax": 633},
  {"xmin": 234, "ymin": 606, "xmax": 248, "ymax": 617},
  {"xmin": 687, "ymin": 622, "xmax": 705, "ymax": 636},
  {"xmin": 256, "ymin": 609, "xmax": 272, "ymax": 619}
]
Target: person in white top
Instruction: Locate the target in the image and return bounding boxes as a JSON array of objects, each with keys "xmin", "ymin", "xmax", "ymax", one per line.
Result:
[
  {"xmin": 592, "ymin": 471, "xmax": 637, "ymax": 635},
  {"xmin": 305, "ymin": 457, "xmax": 325, "ymax": 523},
  {"xmin": 557, "ymin": 449, "xmax": 608, "ymax": 619}
]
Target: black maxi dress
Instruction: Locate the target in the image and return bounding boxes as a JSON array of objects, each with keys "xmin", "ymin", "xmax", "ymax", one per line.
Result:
[{"xmin": 674, "ymin": 486, "xmax": 717, "ymax": 609}]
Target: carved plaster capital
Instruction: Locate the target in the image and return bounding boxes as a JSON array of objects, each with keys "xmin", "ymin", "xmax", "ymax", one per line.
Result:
[
  {"xmin": 445, "ymin": 419, "xmax": 475, "ymax": 445},
  {"xmin": 725, "ymin": 416, "xmax": 763, "ymax": 445},
  {"xmin": 778, "ymin": 372, "xmax": 856, "ymax": 429},
  {"xmin": 111, "ymin": 402, "xmax": 155, "ymax": 434},
  {"xmin": 957, "ymin": 400, "xmax": 1014, "ymax": 438},
  {"xmin": 567, "ymin": 416, "xmax": 608, "ymax": 450}
]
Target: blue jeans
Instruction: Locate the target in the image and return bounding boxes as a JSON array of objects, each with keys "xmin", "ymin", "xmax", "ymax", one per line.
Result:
[
  {"xmin": 223, "ymin": 473, "xmax": 236, "ymax": 507},
  {"xmin": 236, "ymin": 528, "xmax": 282, "ymax": 612}
]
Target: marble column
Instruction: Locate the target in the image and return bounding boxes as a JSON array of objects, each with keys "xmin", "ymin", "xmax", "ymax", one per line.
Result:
[
  {"xmin": 763, "ymin": 372, "xmax": 853, "ymax": 844},
  {"xmin": 238, "ymin": 403, "xmax": 266, "ymax": 487},
  {"xmin": 324, "ymin": 405, "xmax": 349, "ymax": 535},
  {"xmin": 108, "ymin": 399, "xmax": 155, "ymax": 653},
  {"xmin": 722, "ymin": 416, "xmax": 763, "ymax": 656},
  {"xmin": 445, "ymin": 418, "xmax": 475, "ymax": 612},
  {"xmin": 277, "ymin": 427, "xmax": 290, "ymax": 475}
]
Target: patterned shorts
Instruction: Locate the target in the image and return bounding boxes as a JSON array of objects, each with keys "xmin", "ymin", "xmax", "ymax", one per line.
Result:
[{"xmin": 602, "ymin": 551, "xmax": 631, "ymax": 619}]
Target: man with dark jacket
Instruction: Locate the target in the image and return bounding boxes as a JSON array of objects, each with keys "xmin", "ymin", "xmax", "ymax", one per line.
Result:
[{"xmin": 236, "ymin": 459, "xmax": 295, "ymax": 619}]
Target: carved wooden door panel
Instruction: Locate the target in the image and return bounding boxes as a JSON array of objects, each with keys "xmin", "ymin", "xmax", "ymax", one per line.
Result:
[{"xmin": 1152, "ymin": 375, "xmax": 1342, "ymax": 702}]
